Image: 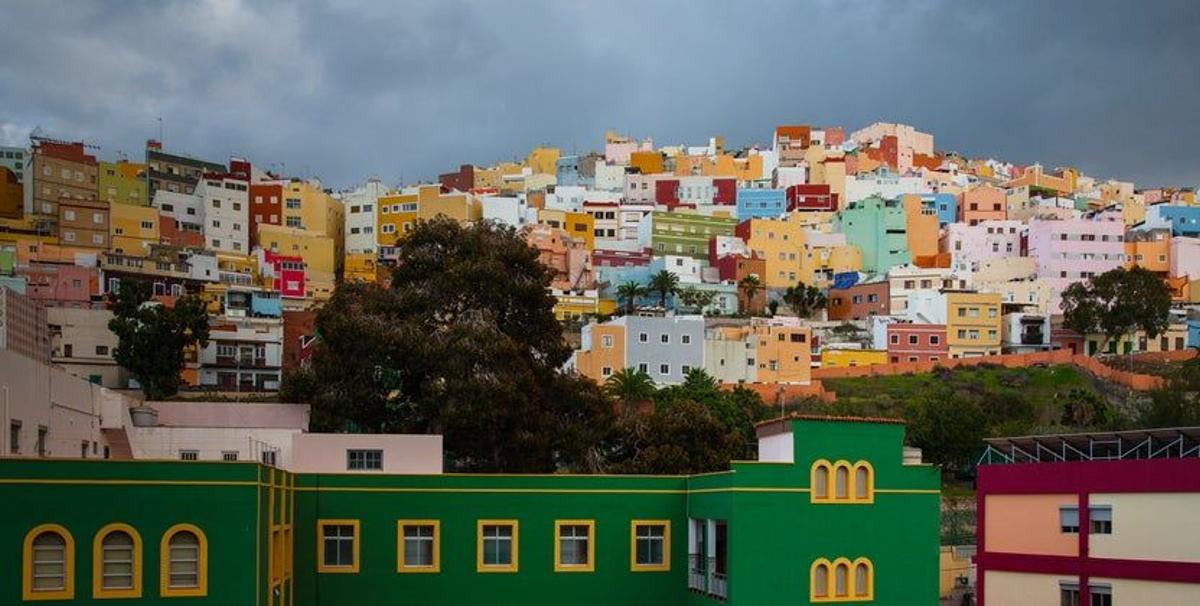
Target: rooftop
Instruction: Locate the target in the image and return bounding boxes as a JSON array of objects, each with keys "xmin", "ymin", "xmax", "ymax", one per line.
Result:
[{"xmin": 979, "ymin": 426, "xmax": 1200, "ymax": 465}]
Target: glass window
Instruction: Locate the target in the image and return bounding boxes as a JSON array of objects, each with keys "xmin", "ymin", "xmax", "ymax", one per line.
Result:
[
  {"xmin": 1060, "ymin": 506, "xmax": 1080, "ymax": 533},
  {"xmin": 162, "ymin": 527, "xmax": 206, "ymax": 596},
  {"xmin": 398, "ymin": 521, "xmax": 439, "ymax": 572},
  {"xmin": 319, "ymin": 521, "xmax": 358, "ymax": 572},
  {"xmin": 632, "ymin": 521, "xmax": 669, "ymax": 570},
  {"xmin": 834, "ymin": 562, "xmax": 849, "ymax": 597},
  {"xmin": 95, "ymin": 525, "xmax": 141, "ymax": 598},
  {"xmin": 1060, "ymin": 582, "xmax": 1080, "ymax": 606},
  {"xmin": 1089, "ymin": 506, "xmax": 1112, "ymax": 535},
  {"xmin": 346, "ymin": 449, "xmax": 383, "ymax": 470},
  {"xmin": 835, "ymin": 466, "xmax": 849, "ymax": 499},
  {"xmin": 812, "ymin": 562, "xmax": 829, "ymax": 598},
  {"xmin": 478, "ymin": 521, "xmax": 517, "ymax": 572},
  {"xmin": 555, "ymin": 521, "xmax": 594, "ymax": 572},
  {"xmin": 26, "ymin": 526, "xmax": 73, "ymax": 598},
  {"xmin": 854, "ymin": 465, "xmax": 872, "ymax": 500}
]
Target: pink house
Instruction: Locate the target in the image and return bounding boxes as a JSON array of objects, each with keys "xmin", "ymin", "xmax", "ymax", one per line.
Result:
[
  {"xmin": 1026, "ymin": 218, "xmax": 1126, "ymax": 309},
  {"xmin": 942, "ymin": 220, "xmax": 1025, "ymax": 270},
  {"xmin": 960, "ymin": 186, "xmax": 1007, "ymax": 225},
  {"xmin": 886, "ymin": 323, "xmax": 948, "ymax": 363},
  {"xmin": 18, "ymin": 263, "xmax": 97, "ymax": 308},
  {"xmin": 261, "ymin": 249, "xmax": 306, "ymax": 299}
]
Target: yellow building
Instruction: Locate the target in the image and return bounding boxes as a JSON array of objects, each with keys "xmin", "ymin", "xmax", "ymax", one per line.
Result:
[
  {"xmin": 525, "ymin": 147, "xmax": 561, "ymax": 175},
  {"xmin": 799, "ymin": 231, "xmax": 862, "ymax": 288},
  {"xmin": 376, "ymin": 185, "xmax": 481, "ymax": 247},
  {"xmin": 945, "ymin": 291, "xmax": 1002, "ymax": 358},
  {"xmin": 741, "ymin": 215, "xmax": 804, "ymax": 288},
  {"xmin": 552, "ymin": 291, "xmax": 617, "ymax": 322},
  {"xmin": 629, "ymin": 151, "xmax": 665, "ymax": 175},
  {"xmin": 573, "ymin": 322, "xmax": 626, "ymax": 384},
  {"xmin": 281, "ymin": 179, "xmax": 345, "ymax": 272},
  {"xmin": 749, "ymin": 323, "xmax": 813, "ymax": 383},
  {"xmin": 108, "ymin": 203, "xmax": 160, "ymax": 255},
  {"xmin": 98, "ymin": 160, "xmax": 148, "ymax": 206},
  {"xmin": 821, "ymin": 348, "xmax": 888, "ymax": 368},
  {"xmin": 343, "ymin": 252, "xmax": 379, "ymax": 283},
  {"xmin": 537, "ymin": 209, "xmax": 594, "ymax": 250}
]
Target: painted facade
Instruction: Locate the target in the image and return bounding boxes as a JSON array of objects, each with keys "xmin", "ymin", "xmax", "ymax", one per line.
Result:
[{"xmin": 834, "ymin": 196, "xmax": 911, "ymax": 273}]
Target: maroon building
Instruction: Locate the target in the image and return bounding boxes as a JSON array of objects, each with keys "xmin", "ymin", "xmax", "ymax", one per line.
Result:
[
  {"xmin": 438, "ymin": 164, "xmax": 475, "ymax": 192},
  {"xmin": 786, "ymin": 184, "xmax": 839, "ymax": 212},
  {"xmin": 885, "ymin": 322, "xmax": 947, "ymax": 363}
]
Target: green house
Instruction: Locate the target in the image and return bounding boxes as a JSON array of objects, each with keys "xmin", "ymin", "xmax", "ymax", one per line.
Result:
[
  {"xmin": 3, "ymin": 416, "xmax": 939, "ymax": 605},
  {"xmin": 833, "ymin": 196, "xmax": 912, "ymax": 273},
  {"xmin": 648, "ymin": 211, "xmax": 739, "ymax": 260}
]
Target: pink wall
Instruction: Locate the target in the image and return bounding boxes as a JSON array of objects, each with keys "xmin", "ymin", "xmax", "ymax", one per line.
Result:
[
  {"xmin": 290, "ymin": 433, "xmax": 443, "ymax": 474},
  {"xmin": 983, "ymin": 494, "xmax": 1079, "ymax": 556}
]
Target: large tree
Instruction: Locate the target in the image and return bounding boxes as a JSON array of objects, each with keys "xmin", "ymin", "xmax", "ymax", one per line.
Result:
[
  {"xmin": 905, "ymin": 389, "xmax": 987, "ymax": 474},
  {"xmin": 1061, "ymin": 266, "xmax": 1171, "ymax": 353},
  {"xmin": 782, "ymin": 282, "xmax": 826, "ymax": 318},
  {"xmin": 648, "ymin": 270, "xmax": 679, "ymax": 308},
  {"xmin": 615, "ymin": 281, "xmax": 647, "ymax": 315},
  {"xmin": 738, "ymin": 274, "xmax": 762, "ymax": 315},
  {"xmin": 287, "ymin": 218, "xmax": 612, "ymax": 472},
  {"xmin": 108, "ymin": 280, "xmax": 210, "ymax": 400}
]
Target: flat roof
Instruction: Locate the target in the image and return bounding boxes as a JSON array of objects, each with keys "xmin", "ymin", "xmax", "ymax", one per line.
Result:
[{"xmin": 981, "ymin": 426, "xmax": 1200, "ymax": 464}]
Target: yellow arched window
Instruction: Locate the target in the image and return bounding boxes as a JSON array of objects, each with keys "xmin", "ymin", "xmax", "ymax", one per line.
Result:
[
  {"xmin": 161, "ymin": 524, "xmax": 208, "ymax": 597},
  {"xmin": 810, "ymin": 460, "xmax": 832, "ymax": 501},
  {"xmin": 853, "ymin": 462, "xmax": 874, "ymax": 502},
  {"xmin": 810, "ymin": 558, "xmax": 831, "ymax": 600},
  {"xmin": 834, "ymin": 464, "xmax": 851, "ymax": 500},
  {"xmin": 812, "ymin": 556, "xmax": 873, "ymax": 602},
  {"xmin": 23, "ymin": 524, "xmax": 75, "ymax": 601},
  {"xmin": 93, "ymin": 523, "xmax": 142, "ymax": 599}
]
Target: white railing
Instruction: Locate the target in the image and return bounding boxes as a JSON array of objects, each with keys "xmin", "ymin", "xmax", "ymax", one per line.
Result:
[
  {"xmin": 708, "ymin": 557, "xmax": 727, "ymax": 599},
  {"xmin": 687, "ymin": 554, "xmax": 706, "ymax": 591}
]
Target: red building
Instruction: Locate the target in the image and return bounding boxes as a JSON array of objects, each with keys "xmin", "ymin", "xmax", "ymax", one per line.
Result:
[
  {"xmin": 249, "ymin": 182, "xmax": 283, "ymax": 246},
  {"xmin": 593, "ymin": 247, "xmax": 652, "ymax": 268},
  {"xmin": 712, "ymin": 178, "xmax": 736, "ymax": 205},
  {"xmin": 827, "ymin": 280, "xmax": 889, "ymax": 321},
  {"xmin": 977, "ymin": 429, "xmax": 1200, "ymax": 605},
  {"xmin": 885, "ymin": 322, "xmax": 947, "ymax": 363},
  {"xmin": 438, "ymin": 164, "xmax": 475, "ymax": 192},
  {"xmin": 261, "ymin": 249, "xmax": 306, "ymax": 299},
  {"xmin": 786, "ymin": 184, "xmax": 839, "ymax": 212},
  {"xmin": 18, "ymin": 264, "xmax": 97, "ymax": 308},
  {"xmin": 159, "ymin": 215, "xmax": 205, "ymax": 248}
]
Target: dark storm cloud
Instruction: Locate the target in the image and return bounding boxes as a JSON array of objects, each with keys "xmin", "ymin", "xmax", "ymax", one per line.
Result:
[{"xmin": 1, "ymin": 0, "xmax": 1197, "ymax": 189}]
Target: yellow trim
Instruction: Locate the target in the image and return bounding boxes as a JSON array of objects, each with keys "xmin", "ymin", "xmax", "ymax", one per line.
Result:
[
  {"xmin": 92, "ymin": 523, "xmax": 143, "ymax": 599},
  {"xmin": 476, "ymin": 519, "xmax": 519, "ymax": 573},
  {"xmin": 159, "ymin": 524, "xmax": 208, "ymax": 598},
  {"xmin": 811, "ymin": 459, "xmax": 833, "ymax": 502},
  {"xmin": 397, "ymin": 520, "xmax": 441, "ymax": 573},
  {"xmin": 811, "ymin": 556, "xmax": 874, "ymax": 602},
  {"xmin": 629, "ymin": 520, "xmax": 670, "ymax": 572},
  {"xmin": 812, "ymin": 459, "xmax": 879, "ymax": 504},
  {"xmin": 0, "ymin": 479, "xmax": 260, "ymax": 487},
  {"xmin": 553, "ymin": 520, "xmax": 595, "ymax": 573},
  {"xmin": 853, "ymin": 461, "xmax": 875, "ymax": 504},
  {"xmin": 316, "ymin": 519, "xmax": 360, "ymax": 574},
  {"xmin": 22, "ymin": 524, "xmax": 75, "ymax": 601},
  {"xmin": 295, "ymin": 486, "xmax": 687, "ymax": 494}
]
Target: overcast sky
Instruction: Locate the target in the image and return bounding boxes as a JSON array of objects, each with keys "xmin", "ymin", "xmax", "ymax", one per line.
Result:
[{"xmin": 1, "ymin": 0, "xmax": 1197, "ymax": 190}]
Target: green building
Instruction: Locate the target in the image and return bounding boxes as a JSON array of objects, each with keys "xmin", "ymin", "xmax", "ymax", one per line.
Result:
[
  {"xmin": 833, "ymin": 196, "xmax": 912, "ymax": 273},
  {"xmin": 98, "ymin": 161, "xmax": 148, "ymax": 207},
  {"xmin": 3, "ymin": 417, "xmax": 940, "ymax": 605},
  {"xmin": 648, "ymin": 211, "xmax": 739, "ymax": 260}
]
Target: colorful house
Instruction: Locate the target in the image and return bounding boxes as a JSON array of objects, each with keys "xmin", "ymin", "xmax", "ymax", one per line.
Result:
[
  {"xmin": 643, "ymin": 212, "xmax": 738, "ymax": 260},
  {"xmin": 735, "ymin": 215, "xmax": 804, "ymax": 288},
  {"xmin": 98, "ymin": 160, "xmax": 148, "ymax": 207},
  {"xmin": 820, "ymin": 348, "xmax": 889, "ymax": 368},
  {"xmin": 977, "ymin": 428, "xmax": 1200, "ymax": 605},
  {"xmin": 734, "ymin": 188, "xmax": 787, "ymax": 221},
  {"xmin": 885, "ymin": 322, "xmax": 948, "ymax": 363},
  {"xmin": 3, "ymin": 416, "xmax": 939, "ymax": 605},
  {"xmin": 833, "ymin": 196, "xmax": 911, "ymax": 273}
]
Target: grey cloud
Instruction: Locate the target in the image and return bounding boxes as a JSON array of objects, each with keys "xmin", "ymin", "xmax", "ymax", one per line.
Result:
[{"xmin": 0, "ymin": 0, "xmax": 1197, "ymax": 188}]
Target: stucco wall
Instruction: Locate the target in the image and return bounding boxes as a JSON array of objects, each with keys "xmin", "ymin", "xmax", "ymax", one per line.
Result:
[
  {"xmin": 984, "ymin": 571, "xmax": 1067, "ymax": 605},
  {"xmin": 983, "ymin": 494, "xmax": 1078, "ymax": 556},
  {"xmin": 1088, "ymin": 492, "xmax": 1200, "ymax": 562}
]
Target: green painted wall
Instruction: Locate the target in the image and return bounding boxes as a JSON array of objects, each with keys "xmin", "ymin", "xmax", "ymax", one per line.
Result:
[
  {"xmin": 650, "ymin": 211, "xmax": 738, "ymax": 259},
  {"xmin": 3, "ymin": 419, "xmax": 939, "ymax": 605},
  {"xmin": 834, "ymin": 196, "xmax": 912, "ymax": 273}
]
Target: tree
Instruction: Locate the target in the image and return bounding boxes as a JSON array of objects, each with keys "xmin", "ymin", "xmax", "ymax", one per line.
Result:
[
  {"xmin": 108, "ymin": 280, "xmax": 210, "ymax": 400},
  {"xmin": 1061, "ymin": 266, "xmax": 1171, "ymax": 354},
  {"xmin": 615, "ymin": 281, "xmax": 647, "ymax": 315},
  {"xmin": 677, "ymin": 286, "xmax": 717, "ymax": 314},
  {"xmin": 738, "ymin": 274, "xmax": 762, "ymax": 315},
  {"xmin": 782, "ymin": 282, "xmax": 827, "ymax": 318},
  {"xmin": 610, "ymin": 400, "xmax": 744, "ymax": 474},
  {"xmin": 288, "ymin": 218, "xmax": 612, "ymax": 472},
  {"xmin": 905, "ymin": 389, "xmax": 987, "ymax": 475},
  {"xmin": 648, "ymin": 270, "xmax": 679, "ymax": 308},
  {"xmin": 604, "ymin": 368, "xmax": 656, "ymax": 409}
]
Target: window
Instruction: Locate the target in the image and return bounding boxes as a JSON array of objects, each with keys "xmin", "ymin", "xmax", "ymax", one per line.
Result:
[
  {"xmin": 347, "ymin": 449, "xmax": 383, "ymax": 470},
  {"xmin": 638, "ymin": 363, "xmax": 648, "ymax": 374},
  {"xmin": 660, "ymin": 334, "xmax": 670, "ymax": 344},
  {"xmin": 318, "ymin": 520, "xmax": 359, "ymax": 573},
  {"xmin": 64, "ymin": 209, "xmax": 76, "ymax": 221},
  {"xmin": 221, "ymin": 451, "xmax": 238, "ymax": 461},
  {"xmin": 890, "ymin": 334, "xmax": 899, "ymax": 345},
  {"xmin": 601, "ymin": 335, "xmax": 613, "ymax": 348},
  {"xmin": 908, "ymin": 335, "xmax": 918, "ymax": 345},
  {"xmin": 659, "ymin": 364, "xmax": 670, "ymax": 375},
  {"xmin": 1060, "ymin": 506, "xmax": 1080, "ymax": 533},
  {"xmin": 812, "ymin": 459, "xmax": 872, "ymax": 503},
  {"xmin": 638, "ymin": 332, "xmax": 648, "ymax": 343},
  {"xmin": 93, "ymin": 212, "xmax": 104, "ymax": 224},
  {"xmin": 477, "ymin": 520, "xmax": 518, "ymax": 572},
  {"xmin": 179, "ymin": 450, "xmax": 198, "ymax": 461},
  {"xmin": 554, "ymin": 520, "xmax": 594, "ymax": 572},
  {"xmin": 23, "ymin": 524, "xmax": 75, "ymax": 600},
  {"xmin": 854, "ymin": 462, "xmax": 874, "ymax": 502},
  {"xmin": 1089, "ymin": 584, "xmax": 1112, "ymax": 606},
  {"xmin": 1060, "ymin": 582, "xmax": 1080, "ymax": 606},
  {"xmin": 95, "ymin": 345, "xmax": 109, "ymax": 356},
  {"xmin": 681, "ymin": 334, "xmax": 691, "ymax": 344},
  {"xmin": 811, "ymin": 557, "xmax": 873, "ymax": 602},
  {"xmin": 601, "ymin": 366, "xmax": 613, "ymax": 377},
  {"xmin": 161, "ymin": 525, "xmax": 207, "ymax": 597},
  {"xmin": 1089, "ymin": 506, "xmax": 1112, "ymax": 534},
  {"xmin": 631, "ymin": 521, "xmax": 670, "ymax": 572},
  {"xmin": 397, "ymin": 521, "xmax": 440, "ymax": 573},
  {"xmin": 929, "ymin": 335, "xmax": 940, "ymax": 345},
  {"xmin": 93, "ymin": 523, "xmax": 142, "ymax": 598}
]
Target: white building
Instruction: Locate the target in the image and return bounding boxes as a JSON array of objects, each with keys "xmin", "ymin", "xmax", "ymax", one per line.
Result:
[
  {"xmin": 197, "ymin": 317, "xmax": 283, "ymax": 391},
  {"xmin": 152, "ymin": 190, "xmax": 203, "ymax": 234},
  {"xmin": 482, "ymin": 195, "xmax": 532, "ymax": 229},
  {"xmin": 342, "ymin": 178, "xmax": 386, "ymax": 255},
  {"xmin": 195, "ymin": 174, "xmax": 249, "ymax": 254},
  {"xmin": 845, "ymin": 171, "xmax": 925, "ymax": 204}
]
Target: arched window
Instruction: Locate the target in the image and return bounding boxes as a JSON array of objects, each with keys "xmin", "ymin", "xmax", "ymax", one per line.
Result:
[
  {"xmin": 23, "ymin": 524, "xmax": 75, "ymax": 601},
  {"xmin": 854, "ymin": 558, "xmax": 873, "ymax": 598},
  {"xmin": 93, "ymin": 523, "xmax": 142, "ymax": 598},
  {"xmin": 811, "ymin": 460, "xmax": 831, "ymax": 501},
  {"xmin": 834, "ymin": 561, "xmax": 849, "ymax": 597},
  {"xmin": 854, "ymin": 462, "xmax": 874, "ymax": 501},
  {"xmin": 161, "ymin": 524, "xmax": 209, "ymax": 597},
  {"xmin": 835, "ymin": 465, "xmax": 850, "ymax": 500},
  {"xmin": 810, "ymin": 559, "xmax": 830, "ymax": 599}
]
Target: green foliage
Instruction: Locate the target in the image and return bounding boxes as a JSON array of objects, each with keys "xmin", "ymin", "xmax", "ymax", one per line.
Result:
[
  {"xmin": 288, "ymin": 218, "xmax": 611, "ymax": 472},
  {"xmin": 603, "ymin": 368, "xmax": 656, "ymax": 407},
  {"xmin": 905, "ymin": 389, "xmax": 987, "ymax": 473},
  {"xmin": 1061, "ymin": 266, "xmax": 1171, "ymax": 347},
  {"xmin": 107, "ymin": 280, "xmax": 209, "ymax": 400},
  {"xmin": 782, "ymin": 282, "xmax": 827, "ymax": 318},
  {"xmin": 1133, "ymin": 351, "xmax": 1200, "ymax": 428},
  {"xmin": 677, "ymin": 286, "xmax": 717, "ymax": 314},
  {"xmin": 648, "ymin": 270, "xmax": 679, "ymax": 308},
  {"xmin": 615, "ymin": 281, "xmax": 647, "ymax": 314},
  {"xmin": 738, "ymin": 274, "xmax": 762, "ymax": 314},
  {"xmin": 610, "ymin": 400, "xmax": 744, "ymax": 475}
]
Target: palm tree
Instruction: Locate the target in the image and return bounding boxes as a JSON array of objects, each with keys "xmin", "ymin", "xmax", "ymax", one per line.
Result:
[
  {"xmin": 738, "ymin": 274, "xmax": 762, "ymax": 315},
  {"xmin": 616, "ymin": 281, "xmax": 647, "ymax": 314},
  {"xmin": 682, "ymin": 367, "xmax": 719, "ymax": 392},
  {"xmin": 649, "ymin": 270, "xmax": 680, "ymax": 309},
  {"xmin": 604, "ymin": 367, "xmax": 656, "ymax": 407},
  {"xmin": 782, "ymin": 282, "xmax": 827, "ymax": 319}
]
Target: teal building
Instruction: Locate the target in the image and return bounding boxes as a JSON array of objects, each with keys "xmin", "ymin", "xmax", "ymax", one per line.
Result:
[
  {"xmin": 833, "ymin": 196, "xmax": 912, "ymax": 273},
  {"xmin": 4, "ymin": 416, "xmax": 940, "ymax": 605}
]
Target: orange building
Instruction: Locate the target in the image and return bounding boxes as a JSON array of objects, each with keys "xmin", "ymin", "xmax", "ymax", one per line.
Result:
[
  {"xmin": 901, "ymin": 194, "xmax": 940, "ymax": 258},
  {"xmin": 1125, "ymin": 229, "xmax": 1170, "ymax": 274},
  {"xmin": 960, "ymin": 186, "xmax": 1007, "ymax": 225},
  {"xmin": 628, "ymin": 150, "xmax": 665, "ymax": 175}
]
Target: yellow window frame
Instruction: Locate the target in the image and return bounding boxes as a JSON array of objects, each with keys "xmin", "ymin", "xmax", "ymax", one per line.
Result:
[
  {"xmin": 397, "ymin": 520, "xmax": 441, "ymax": 573},
  {"xmin": 316, "ymin": 519, "xmax": 360, "ymax": 574},
  {"xmin": 23, "ymin": 523, "xmax": 75, "ymax": 602},
  {"xmin": 160, "ymin": 523, "xmax": 208, "ymax": 598},
  {"xmin": 812, "ymin": 459, "xmax": 875, "ymax": 504},
  {"xmin": 553, "ymin": 519, "xmax": 595, "ymax": 573},
  {"xmin": 476, "ymin": 519, "xmax": 519, "ymax": 573},
  {"xmin": 92, "ymin": 522, "xmax": 143, "ymax": 599},
  {"xmin": 629, "ymin": 520, "xmax": 670, "ymax": 572},
  {"xmin": 811, "ymin": 556, "xmax": 874, "ymax": 602}
]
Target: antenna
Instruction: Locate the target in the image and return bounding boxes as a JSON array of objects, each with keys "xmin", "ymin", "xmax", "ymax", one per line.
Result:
[{"xmin": 157, "ymin": 117, "xmax": 163, "ymax": 143}]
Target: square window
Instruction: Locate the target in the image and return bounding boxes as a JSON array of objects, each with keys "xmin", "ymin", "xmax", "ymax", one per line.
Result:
[
  {"xmin": 1089, "ymin": 506, "xmax": 1112, "ymax": 535},
  {"xmin": 318, "ymin": 520, "xmax": 359, "ymax": 573},
  {"xmin": 398, "ymin": 521, "xmax": 440, "ymax": 573},
  {"xmin": 477, "ymin": 521, "xmax": 518, "ymax": 572},
  {"xmin": 554, "ymin": 520, "xmax": 594, "ymax": 572},
  {"xmin": 659, "ymin": 364, "xmax": 670, "ymax": 375}
]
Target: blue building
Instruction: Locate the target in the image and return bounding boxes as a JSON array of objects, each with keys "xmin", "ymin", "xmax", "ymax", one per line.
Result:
[
  {"xmin": 735, "ymin": 188, "xmax": 787, "ymax": 221},
  {"xmin": 1188, "ymin": 318, "xmax": 1200, "ymax": 349},
  {"xmin": 929, "ymin": 192, "xmax": 958, "ymax": 226},
  {"xmin": 1142, "ymin": 204, "xmax": 1200, "ymax": 237},
  {"xmin": 556, "ymin": 155, "xmax": 582, "ymax": 187}
]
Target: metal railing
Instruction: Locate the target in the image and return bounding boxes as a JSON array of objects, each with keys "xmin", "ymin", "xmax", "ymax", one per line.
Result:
[
  {"xmin": 687, "ymin": 554, "xmax": 727, "ymax": 599},
  {"xmin": 708, "ymin": 556, "xmax": 728, "ymax": 599},
  {"xmin": 687, "ymin": 554, "xmax": 706, "ymax": 591}
]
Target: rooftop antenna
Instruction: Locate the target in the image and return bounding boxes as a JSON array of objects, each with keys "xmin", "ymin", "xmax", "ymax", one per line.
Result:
[{"xmin": 157, "ymin": 117, "xmax": 163, "ymax": 143}]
